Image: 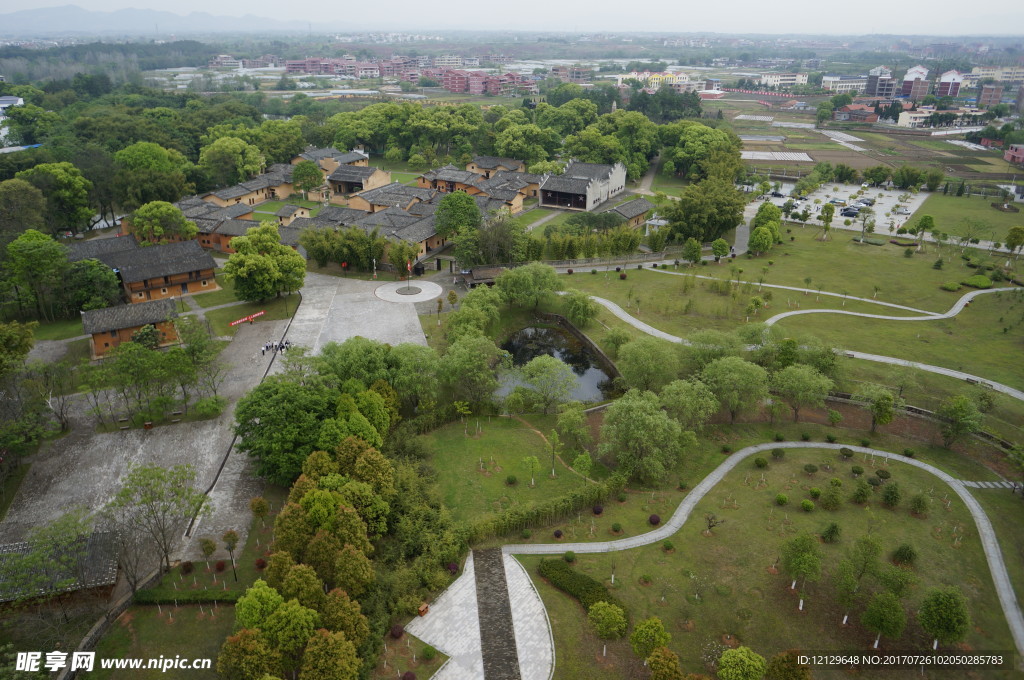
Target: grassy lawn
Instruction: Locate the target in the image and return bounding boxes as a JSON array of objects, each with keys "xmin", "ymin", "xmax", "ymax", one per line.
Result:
[
  {"xmin": 192, "ymin": 275, "xmax": 239, "ymax": 308},
  {"xmin": 776, "ymin": 290, "xmax": 1024, "ymax": 391},
  {"xmin": 31, "ymin": 317, "xmax": 85, "ymax": 341},
  {"xmin": 510, "ymin": 208, "xmax": 554, "ymax": 230},
  {"xmin": 91, "ymin": 605, "xmax": 231, "ymax": 680},
  {"xmin": 969, "ymin": 489, "xmax": 1024, "ymax": 613},
  {"xmin": 419, "ymin": 417, "xmax": 584, "ymax": 524},
  {"xmin": 252, "ymin": 198, "xmax": 322, "ymax": 215},
  {"xmin": 203, "ymin": 296, "xmax": 296, "ymax": 337},
  {"xmin": 369, "ymin": 632, "xmax": 448, "ymax": 679},
  {"xmin": 390, "ymin": 171, "xmax": 421, "ymax": 185},
  {"xmin": 520, "ymin": 448, "xmax": 1017, "ymax": 679},
  {"xmin": 918, "ymin": 193, "xmax": 1023, "ymax": 243}
]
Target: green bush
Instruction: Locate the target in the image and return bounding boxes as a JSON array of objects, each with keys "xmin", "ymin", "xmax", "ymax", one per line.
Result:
[
  {"xmin": 803, "ymin": 464, "xmax": 818, "ymax": 475},
  {"xmin": 521, "ymin": 529, "xmax": 532, "ymax": 539},
  {"xmin": 538, "ymin": 558, "xmax": 626, "ymax": 615},
  {"xmin": 662, "ymin": 540, "xmax": 674, "ymax": 552},
  {"xmin": 194, "ymin": 396, "xmax": 227, "ymax": 418},
  {"xmin": 852, "ymin": 481, "xmax": 871, "ymax": 503},
  {"xmin": 422, "ymin": 646, "xmax": 437, "ymax": 661},
  {"xmin": 801, "ymin": 432, "xmax": 811, "ymax": 441},
  {"xmin": 822, "ymin": 522, "xmax": 841, "ymax": 543},
  {"xmin": 772, "ymin": 448, "xmax": 785, "ymax": 459},
  {"xmin": 910, "ymin": 493, "xmax": 930, "ymax": 515},
  {"xmin": 940, "ymin": 281, "xmax": 962, "ymax": 292},
  {"xmin": 826, "ymin": 435, "xmax": 837, "ymax": 443},
  {"xmin": 876, "ymin": 469, "xmax": 891, "ymax": 480},
  {"xmin": 774, "ymin": 433, "xmax": 785, "ymax": 442},
  {"xmin": 893, "ymin": 544, "xmax": 917, "ymax": 567},
  {"xmin": 754, "ymin": 457, "xmax": 768, "ymax": 469},
  {"xmin": 564, "ymin": 551, "xmax": 576, "ymax": 563},
  {"xmin": 611, "ymin": 522, "xmax": 622, "ymax": 532},
  {"xmin": 809, "ymin": 487, "xmax": 821, "ymax": 499},
  {"xmin": 820, "ymin": 487, "xmax": 842, "ymax": 511},
  {"xmin": 801, "ymin": 499, "xmax": 815, "ymax": 512},
  {"xmin": 860, "ymin": 439, "xmax": 871, "ymax": 447},
  {"xmin": 775, "ymin": 494, "xmax": 789, "ymax": 506},
  {"xmin": 840, "ymin": 448, "xmax": 854, "ymax": 459},
  {"xmin": 882, "ymin": 482, "xmax": 902, "ymax": 509},
  {"xmin": 851, "ymin": 465, "xmax": 864, "ymax": 476},
  {"xmin": 867, "ymin": 477, "xmax": 882, "ymax": 487},
  {"xmin": 506, "ymin": 475, "xmax": 518, "ymax": 486},
  {"xmin": 961, "ymin": 274, "xmax": 992, "ymax": 289},
  {"xmin": 903, "ymin": 248, "xmax": 913, "ymax": 258}
]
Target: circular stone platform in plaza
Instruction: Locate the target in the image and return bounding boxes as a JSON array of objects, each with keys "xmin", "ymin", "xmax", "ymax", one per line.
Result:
[{"xmin": 374, "ymin": 280, "xmax": 443, "ymax": 303}]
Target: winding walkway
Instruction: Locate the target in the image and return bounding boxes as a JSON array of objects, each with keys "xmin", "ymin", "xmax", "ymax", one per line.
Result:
[{"xmin": 503, "ymin": 442, "xmax": 1024, "ymax": 660}]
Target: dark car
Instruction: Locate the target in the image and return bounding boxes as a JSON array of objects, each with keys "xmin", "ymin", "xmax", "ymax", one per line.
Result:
[
  {"xmin": 840, "ymin": 208, "xmax": 861, "ymax": 217},
  {"xmin": 771, "ymin": 191, "xmax": 785, "ymax": 198},
  {"xmin": 858, "ymin": 198, "xmax": 875, "ymax": 206}
]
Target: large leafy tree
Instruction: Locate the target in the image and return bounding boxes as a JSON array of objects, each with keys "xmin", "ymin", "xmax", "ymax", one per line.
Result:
[
  {"xmin": 700, "ymin": 356, "xmax": 770, "ymax": 424},
  {"xmin": 659, "ymin": 379, "xmax": 719, "ymax": 431},
  {"xmin": 217, "ymin": 629, "xmax": 283, "ymax": 680},
  {"xmin": 861, "ymin": 592, "xmax": 906, "ymax": 647},
  {"xmin": 617, "ymin": 337, "xmax": 679, "ymax": 392},
  {"xmin": 299, "ymin": 629, "xmax": 360, "ymax": 680},
  {"xmin": 129, "ymin": 201, "xmax": 198, "ymax": 243},
  {"xmin": 15, "ymin": 162, "xmax": 94, "ymax": 233},
  {"xmin": 235, "ymin": 580, "xmax": 285, "ymax": 630},
  {"xmin": 629, "ymin": 616, "xmax": 671, "ymax": 662},
  {"xmin": 857, "ymin": 384, "xmax": 901, "ymax": 433},
  {"xmin": 5, "ymin": 229, "xmax": 68, "ymax": 321},
  {"xmin": 261, "ymin": 599, "xmax": 320, "ymax": 672},
  {"xmin": 435, "ymin": 191, "xmax": 482, "ymax": 240},
  {"xmin": 113, "ymin": 142, "xmax": 193, "ymax": 210},
  {"xmin": 718, "ymin": 646, "xmax": 768, "ymax": 680},
  {"xmin": 518, "ymin": 354, "xmax": 578, "ymax": 414},
  {"xmin": 936, "ymin": 394, "xmax": 982, "ymax": 448},
  {"xmin": 292, "ymin": 160, "xmax": 323, "ymax": 199},
  {"xmin": 233, "ymin": 376, "xmax": 338, "ymax": 485},
  {"xmin": 664, "ymin": 177, "xmax": 746, "ymax": 243},
  {"xmin": 494, "ymin": 262, "xmax": 558, "ymax": 309},
  {"xmin": 773, "ymin": 364, "xmax": 833, "ymax": 422},
  {"xmin": 598, "ymin": 389, "xmax": 686, "ymax": 484},
  {"xmin": 223, "ymin": 223, "xmax": 306, "ymax": 302},
  {"xmin": 0, "ymin": 178, "xmax": 46, "ymax": 249},
  {"xmin": 918, "ymin": 586, "xmax": 971, "ymax": 648},
  {"xmin": 64, "ymin": 258, "xmax": 121, "ymax": 313},
  {"xmin": 782, "ymin": 533, "xmax": 822, "ymax": 592},
  {"xmin": 199, "ymin": 136, "xmax": 265, "ymax": 188},
  {"xmin": 438, "ymin": 335, "xmax": 505, "ymax": 405}
]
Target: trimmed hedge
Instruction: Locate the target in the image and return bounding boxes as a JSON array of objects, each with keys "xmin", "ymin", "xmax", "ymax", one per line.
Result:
[
  {"xmin": 134, "ymin": 589, "xmax": 242, "ymax": 605},
  {"xmin": 538, "ymin": 558, "xmax": 626, "ymax": 616},
  {"xmin": 961, "ymin": 275, "xmax": 992, "ymax": 289}
]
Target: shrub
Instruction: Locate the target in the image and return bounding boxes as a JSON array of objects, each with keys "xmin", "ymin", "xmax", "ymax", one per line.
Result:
[
  {"xmin": 615, "ymin": 266, "xmax": 621, "ymax": 272},
  {"xmin": 619, "ymin": 272, "xmax": 627, "ymax": 280},
  {"xmin": 447, "ymin": 562, "xmax": 458, "ymax": 575},
  {"xmin": 826, "ymin": 434, "xmax": 837, "ymax": 443},
  {"xmin": 801, "ymin": 500, "xmax": 814, "ymax": 512},
  {"xmin": 804, "ymin": 464, "xmax": 818, "ymax": 476},
  {"xmin": 538, "ymin": 558, "xmax": 626, "ymax": 613},
  {"xmin": 506, "ymin": 475, "xmax": 517, "ymax": 486},
  {"xmin": 902, "ymin": 448, "xmax": 915, "ymax": 458},
  {"xmin": 639, "ymin": 574, "xmax": 652, "ymax": 585},
  {"xmin": 860, "ymin": 439, "xmax": 871, "ymax": 447},
  {"xmin": 564, "ymin": 551, "xmax": 576, "ymax": 563},
  {"xmin": 910, "ymin": 494, "xmax": 930, "ymax": 515},
  {"xmin": 876, "ymin": 469, "xmax": 891, "ymax": 480},
  {"xmin": 194, "ymin": 396, "xmax": 227, "ymax": 418},
  {"xmin": 566, "ymin": 269, "xmax": 573, "ymax": 275},
  {"xmin": 774, "ymin": 433, "xmax": 785, "ymax": 442},
  {"xmin": 592, "ymin": 505, "xmax": 603, "ymax": 516},
  {"xmin": 772, "ymin": 448, "xmax": 785, "ymax": 459},
  {"xmin": 801, "ymin": 432, "xmax": 811, "ymax": 441},
  {"xmin": 775, "ymin": 494, "xmax": 789, "ymax": 506},
  {"xmin": 591, "ymin": 269, "xmax": 597, "ymax": 275},
  {"xmin": 820, "ymin": 487, "xmax": 842, "ymax": 511},
  {"xmin": 649, "ymin": 514, "xmax": 661, "ymax": 526},
  {"xmin": 521, "ymin": 529, "xmax": 532, "ymax": 539},
  {"xmin": 903, "ymin": 248, "xmax": 913, "ymax": 258},
  {"xmin": 961, "ymin": 274, "xmax": 992, "ymax": 289},
  {"xmin": 940, "ymin": 281, "xmax": 962, "ymax": 292},
  {"xmin": 721, "ymin": 445, "xmax": 732, "ymax": 453},
  {"xmin": 612, "ymin": 522, "xmax": 622, "ymax": 533},
  {"xmin": 809, "ymin": 487, "xmax": 822, "ymax": 499},
  {"xmin": 422, "ymin": 646, "xmax": 437, "ymax": 661},
  {"xmin": 893, "ymin": 544, "xmax": 917, "ymax": 567},
  {"xmin": 663, "ymin": 540, "xmax": 674, "ymax": 552},
  {"xmin": 617, "ymin": 491, "xmax": 627, "ymax": 502},
  {"xmin": 215, "ymin": 561, "xmax": 226, "ymax": 572},
  {"xmin": 553, "ymin": 529, "xmax": 563, "ymax": 539},
  {"xmin": 254, "ymin": 558, "xmax": 266, "ymax": 570},
  {"xmin": 882, "ymin": 482, "xmax": 902, "ymax": 508},
  {"xmin": 852, "ymin": 481, "xmax": 872, "ymax": 503},
  {"xmin": 180, "ymin": 561, "xmax": 194, "ymax": 575},
  {"xmin": 867, "ymin": 477, "xmax": 882, "ymax": 487},
  {"xmin": 402, "ymin": 672, "xmax": 416, "ymax": 680},
  {"xmin": 933, "ymin": 258, "xmax": 944, "ymax": 270},
  {"xmin": 840, "ymin": 448, "xmax": 854, "ymax": 459},
  {"xmin": 391, "ymin": 624, "xmax": 405, "ymax": 639},
  {"xmin": 754, "ymin": 457, "xmax": 768, "ymax": 469},
  {"xmin": 822, "ymin": 522, "xmax": 841, "ymax": 543},
  {"xmin": 851, "ymin": 465, "xmax": 864, "ymax": 476}
]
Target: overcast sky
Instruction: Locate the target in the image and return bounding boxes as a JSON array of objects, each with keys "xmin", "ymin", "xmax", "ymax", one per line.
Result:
[{"xmin": 4, "ymin": 0, "xmax": 1024, "ymax": 36}]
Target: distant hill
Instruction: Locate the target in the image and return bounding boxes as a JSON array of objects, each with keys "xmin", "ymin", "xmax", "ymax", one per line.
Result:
[{"xmin": 0, "ymin": 5, "xmax": 328, "ymax": 36}]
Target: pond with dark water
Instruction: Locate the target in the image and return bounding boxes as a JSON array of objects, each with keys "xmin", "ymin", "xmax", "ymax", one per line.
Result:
[{"xmin": 497, "ymin": 326, "xmax": 617, "ymax": 403}]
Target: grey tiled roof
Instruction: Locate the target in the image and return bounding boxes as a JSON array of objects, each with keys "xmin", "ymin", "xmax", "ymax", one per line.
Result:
[
  {"xmin": 210, "ymin": 164, "xmax": 294, "ymax": 200},
  {"xmin": 421, "ymin": 164, "xmax": 483, "ymax": 186},
  {"xmin": 275, "ymin": 205, "xmax": 302, "ymax": 218},
  {"xmin": 210, "ymin": 219, "xmax": 259, "ymax": 237},
  {"xmin": 394, "ymin": 215, "xmax": 437, "ymax": 244},
  {"xmin": 105, "ymin": 240, "xmax": 215, "ymax": 284},
  {"xmin": 471, "ymin": 156, "xmax": 525, "ymax": 171},
  {"xmin": 316, "ymin": 206, "xmax": 369, "ymax": 225},
  {"xmin": 298, "ymin": 147, "xmax": 367, "ymax": 165},
  {"xmin": 81, "ymin": 299, "xmax": 178, "ymax": 335},
  {"xmin": 327, "ymin": 165, "xmax": 380, "ymax": 183},
  {"xmin": 68, "ymin": 236, "xmax": 138, "ymax": 262},
  {"xmin": 540, "ymin": 175, "xmax": 591, "ymax": 194},
  {"xmin": 563, "ymin": 161, "xmax": 617, "ymax": 180},
  {"xmin": 611, "ymin": 197, "xmax": 654, "ymax": 219},
  {"xmin": 355, "ymin": 207, "xmax": 422, "ymax": 230},
  {"xmin": 0, "ymin": 531, "xmax": 119, "ymax": 603},
  {"xmin": 355, "ymin": 182, "xmax": 435, "ymax": 207}
]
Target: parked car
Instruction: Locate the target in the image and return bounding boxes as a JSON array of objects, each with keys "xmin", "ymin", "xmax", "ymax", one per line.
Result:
[
  {"xmin": 894, "ymin": 206, "xmax": 911, "ymax": 215},
  {"xmin": 829, "ymin": 199, "xmax": 847, "ymax": 206},
  {"xmin": 771, "ymin": 191, "xmax": 785, "ymax": 198},
  {"xmin": 858, "ymin": 198, "xmax": 875, "ymax": 206},
  {"xmin": 840, "ymin": 208, "xmax": 861, "ymax": 217}
]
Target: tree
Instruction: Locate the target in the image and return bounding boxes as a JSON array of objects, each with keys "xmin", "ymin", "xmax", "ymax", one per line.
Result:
[
  {"xmin": 0, "ymin": 178, "xmax": 45, "ymax": 248},
  {"xmin": 659, "ymin": 379, "xmax": 719, "ymax": 431},
  {"xmin": 5, "ymin": 229, "xmax": 68, "ymax": 321},
  {"xmin": 718, "ymin": 646, "xmax": 768, "ymax": 680},
  {"xmin": 300, "ymin": 629, "xmax": 360, "ymax": 680},
  {"xmin": 281, "ymin": 564, "xmax": 326, "ymax": 612},
  {"xmin": 129, "ymin": 201, "xmax": 198, "ymax": 243},
  {"xmin": 15, "ymin": 162, "xmax": 93, "ymax": 234},
  {"xmin": 819, "ymin": 203, "xmax": 835, "ymax": 240},
  {"xmin": 562, "ymin": 289, "xmax": 599, "ymax": 327},
  {"xmin": 1006, "ymin": 226, "xmax": 1024, "ymax": 259},
  {"xmin": 217, "ymin": 629, "xmax": 283, "ymax": 680},
  {"xmin": 519, "ymin": 354, "xmax": 578, "ymax": 414},
  {"xmin": 572, "ymin": 452, "xmax": 592, "ymax": 481},
  {"xmin": 629, "ymin": 616, "xmax": 671, "ymax": 662},
  {"xmin": 782, "ymin": 533, "xmax": 821, "ymax": 592},
  {"xmin": 435, "ymin": 191, "xmax": 482, "ymax": 240},
  {"xmin": 918, "ymin": 587, "xmax": 971, "ymax": 648},
  {"xmin": 495, "ymin": 262, "xmax": 558, "ymax": 309},
  {"xmin": 438, "ymin": 335, "xmax": 505, "ymax": 405},
  {"xmin": 588, "ymin": 601, "xmax": 627, "ymax": 653},
  {"xmin": 936, "ymin": 394, "xmax": 982, "ymax": 448},
  {"xmin": 223, "ymin": 223, "xmax": 306, "ymax": 302},
  {"xmin": 386, "ymin": 239, "xmax": 419, "ymax": 271},
  {"xmin": 647, "ymin": 647, "xmax": 685, "ymax": 680},
  {"xmin": 333, "ymin": 544, "xmax": 374, "ymax": 597},
  {"xmin": 925, "ymin": 169, "xmax": 945, "ymax": 192},
  {"xmin": 700, "ymin": 357, "xmax": 769, "ymax": 424},
  {"xmin": 665, "ymin": 178, "xmax": 746, "ymax": 243},
  {"xmin": 64, "ymin": 258, "xmax": 121, "ymax": 313},
  {"xmin": 199, "ymin": 136, "xmax": 265, "ymax": 187},
  {"xmin": 711, "ymin": 238, "xmax": 729, "ymax": 261},
  {"xmin": 234, "ymin": 377, "xmax": 338, "ymax": 485},
  {"xmin": 521, "ymin": 455, "xmax": 541, "ymax": 486},
  {"xmin": 748, "ymin": 226, "xmax": 773, "ymax": 256},
  {"xmin": 106, "ymin": 464, "xmax": 209, "ymax": 571},
  {"xmin": 320, "ymin": 589, "xmax": 370, "ymax": 648},
  {"xmin": 682, "ymin": 237, "xmax": 703, "ymax": 265},
  {"xmin": 618, "ymin": 337, "xmax": 679, "ymax": 392},
  {"xmin": 773, "ymin": 365, "xmax": 833, "ymax": 422},
  {"xmin": 236, "ymin": 580, "xmax": 285, "ymax": 630},
  {"xmin": 861, "ymin": 592, "xmax": 906, "ymax": 648},
  {"xmin": 556, "ymin": 401, "xmax": 591, "ymax": 451},
  {"xmin": 113, "ymin": 141, "xmax": 192, "ymax": 210},
  {"xmin": 599, "ymin": 389, "xmax": 685, "ymax": 485},
  {"xmin": 261, "ymin": 599, "xmax": 320, "ymax": 671},
  {"xmin": 292, "ymin": 160, "xmax": 323, "ymax": 199},
  {"xmin": 765, "ymin": 650, "xmax": 812, "ymax": 680},
  {"xmin": 857, "ymin": 384, "xmax": 900, "ymax": 433}
]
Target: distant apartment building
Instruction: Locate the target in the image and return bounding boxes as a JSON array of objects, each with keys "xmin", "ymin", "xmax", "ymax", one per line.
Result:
[
  {"xmin": 969, "ymin": 66, "xmax": 1024, "ymax": 85},
  {"xmin": 978, "ymin": 83, "xmax": 1004, "ymax": 108},
  {"xmin": 550, "ymin": 65, "xmax": 592, "ymax": 84},
  {"xmin": 897, "ymin": 106, "xmax": 984, "ymax": 128},
  {"xmin": 901, "ymin": 65, "xmax": 930, "ymax": 101},
  {"xmin": 208, "ymin": 54, "xmax": 241, "ymax": 69},
  {"xmin": 1004, "ymin": 144, "xmax": 1024, "ymax": 166},
  {"xmin": 865, "ymin": 66, "xmax": 897, "ymax": 98},
  {"xmin": 434, "ymin": 55, "xmax": 463, "ymax": 68},
  {"xmin": 822, "ymin": 75, "xmax": 868, "ymax": 94},
  {"xmin": 1017, "ymin": 83, "xmax": 1024, "ymax": 113},
  {"xmin": 757, "ymin": 73, "xmax": 808, "ymax": 88},
  {"xmin": 936, "ymin": 70, "xmax": 964, "ymax": 97}
]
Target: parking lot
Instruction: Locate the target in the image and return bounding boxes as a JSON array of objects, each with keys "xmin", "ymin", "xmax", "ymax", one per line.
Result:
[{"xmin": 765, "ymin": 182, "xmax": 931, "ymax": 235}]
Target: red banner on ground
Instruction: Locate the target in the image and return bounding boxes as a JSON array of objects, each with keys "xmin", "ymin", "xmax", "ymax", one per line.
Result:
[{"xmin": 229, "ymin": 310, "xmax": 265, "ymax": 326}]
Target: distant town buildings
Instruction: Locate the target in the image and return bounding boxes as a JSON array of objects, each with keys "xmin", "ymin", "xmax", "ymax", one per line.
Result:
[
  {"xmin": 936, "ymin": 70, "xmax": 964, "ymax": 97},
  {"xmin": 756, "ymin": 73, "xmax": 808, "ymax": 88},
  {"xmin": 901, "ymin": 65, "xmax": 930, "ymax": 101},
  {"xmin": 822, "ymin": 75, "xmax": 868, "ymax": 94},
  {"xmin": 977, "ymin": 83, "xmax": 1004, "ymax": 108},
  {"xmin": 865, "ymin": 66, "xmax": 897, "ymax": 99}
]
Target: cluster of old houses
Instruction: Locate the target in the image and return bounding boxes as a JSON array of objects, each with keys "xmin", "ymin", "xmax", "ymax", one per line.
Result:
[{"xmin": 76, "ymin": 148, "xmax": 651, "ymax": 360}]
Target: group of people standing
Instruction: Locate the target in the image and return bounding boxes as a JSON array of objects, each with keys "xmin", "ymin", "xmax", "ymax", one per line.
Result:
[{"xmin": 261, "ymin": 340, "xmax": 292, "ymax": 357}]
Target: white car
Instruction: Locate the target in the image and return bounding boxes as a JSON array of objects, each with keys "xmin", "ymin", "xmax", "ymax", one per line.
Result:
[{"xmin": 894, "ymin": 207, "xmax": 911, "ymax": 215}]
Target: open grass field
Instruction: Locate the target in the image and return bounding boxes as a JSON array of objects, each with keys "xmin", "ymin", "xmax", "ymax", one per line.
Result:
[
  {"xmin": 191, "ymin": 275, "xmax": 237, "ymax": 308},
  {"xmin": 520, "ymin": 447, "xmax": 1017, "ymax": 679},
  {"xmin": 419, "ymin": 417, "xmax": 585, "ymax": 524},
  {"xmin": 203, "ymin": 295, "xmax": 295, "ymax": 337},
  {"xmin": 510, "ymin": 208, "xmax": 555, "ymax": 230},
  {"xmin": 775, "ymin": 290, "xmax": 1024, "ymax": 391},
  {"xmin": 918, "ymin": 193, "xmax": 1024, "ymax": 243},
  {"xmin": 369, "ymin": 633, "xmax": 448, "ymax": 679},
  {"xmin": 91, "ymin": 605, "xmax": 231, "ymax": 680},
  {"xmin": 252, "ymin": 198, "xmax": 322, "ymax": 219},
  {"xmin": 30, "ymin": 316, "xmax": 85, "ymax": 341}
]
